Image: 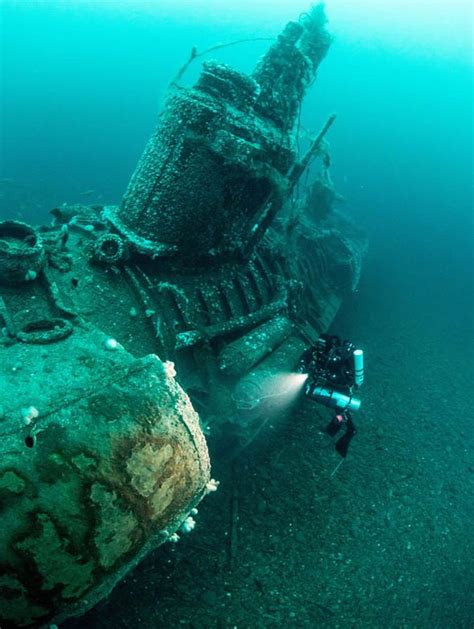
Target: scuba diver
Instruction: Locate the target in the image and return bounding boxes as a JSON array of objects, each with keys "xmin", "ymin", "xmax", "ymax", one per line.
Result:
[{"xmin": 298, "ymin": 334, "xmax": 364, "ymax": 457}]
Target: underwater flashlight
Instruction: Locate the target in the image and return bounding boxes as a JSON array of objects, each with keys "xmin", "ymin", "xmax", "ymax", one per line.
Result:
[
  {"xmin": 353, "ymin": 349, "xmax": 364, "ymax": 386},
  {"xmin": 305, "ymin": 383, "xmax": 361, "ymax": 412}
]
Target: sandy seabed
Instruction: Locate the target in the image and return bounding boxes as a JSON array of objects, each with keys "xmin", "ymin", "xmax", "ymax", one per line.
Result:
[{"xmin": 66, "ymin": 263, "xmax": 474, "ymax": 629}]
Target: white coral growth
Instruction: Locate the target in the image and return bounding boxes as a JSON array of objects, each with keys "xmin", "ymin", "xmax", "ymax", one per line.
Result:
[
  {"xmin": 180, "ymin": 516, "xmax": 196, "ymax": 534},
  {"xmin": 21, "ymin": 406, "xmax": 39, "ymax": 425},
  {"xmin": 205, "ymin": 478, "xmax": 220, "ymax": 494},
  {"xmin": 164, "ymin": 360, "xmax": 176, "ymax": 378}
]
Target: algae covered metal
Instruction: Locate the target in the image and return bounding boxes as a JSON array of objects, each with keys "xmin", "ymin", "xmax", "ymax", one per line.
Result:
[
  {"xmin": 0, "ymin": 320, "xmax": 210, "ymax": 626},
  {"xmin": 0, "ymin": 5, "xmax": 366, "ymax": 626}
]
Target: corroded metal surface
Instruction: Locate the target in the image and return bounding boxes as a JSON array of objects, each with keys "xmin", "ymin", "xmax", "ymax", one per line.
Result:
[
  {"xmin": 0, "ymin": 325, "xmax": 209, "ymax": 626},
  {"xmin": 106, "ymin": 6, "xmax": 330, "ymax": 259}
]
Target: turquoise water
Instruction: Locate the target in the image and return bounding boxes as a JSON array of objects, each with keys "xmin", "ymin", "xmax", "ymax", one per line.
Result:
[
  {"xmin": 1, "ymin": 1, "xmax": 472, "ymax": 627},
  {"xmin": 1, "ymin": 1, "xmax": 472, "ymax": 298}
]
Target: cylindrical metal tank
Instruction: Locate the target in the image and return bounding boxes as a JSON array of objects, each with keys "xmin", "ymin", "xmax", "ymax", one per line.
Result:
[
  {"xmin": 218, "ymin": 315, "xmax": 293, "ymax": 376},
  {"xmin": 0, "ymin": 323, "xmax": 210, "ymax": 627}
]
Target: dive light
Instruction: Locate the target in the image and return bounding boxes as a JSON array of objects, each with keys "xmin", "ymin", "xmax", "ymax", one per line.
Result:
[{"xmin": 305, "ymin": 383, "xmax": 361, "ymax": 412}]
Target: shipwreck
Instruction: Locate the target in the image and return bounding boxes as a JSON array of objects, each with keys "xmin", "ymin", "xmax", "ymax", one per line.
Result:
[{"xmin": 0, "ymin": 5, "xmax": 366, "ymax": 626}]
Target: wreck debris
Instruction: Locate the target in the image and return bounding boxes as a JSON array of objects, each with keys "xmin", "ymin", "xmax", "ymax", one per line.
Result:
[
  {"xmin": 289, "ymin": 113, "xmax": 337, "ymax": 191},
  {"xmin": 0, "ymin": 220, "xmax": 45, "ymax": 284}
]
